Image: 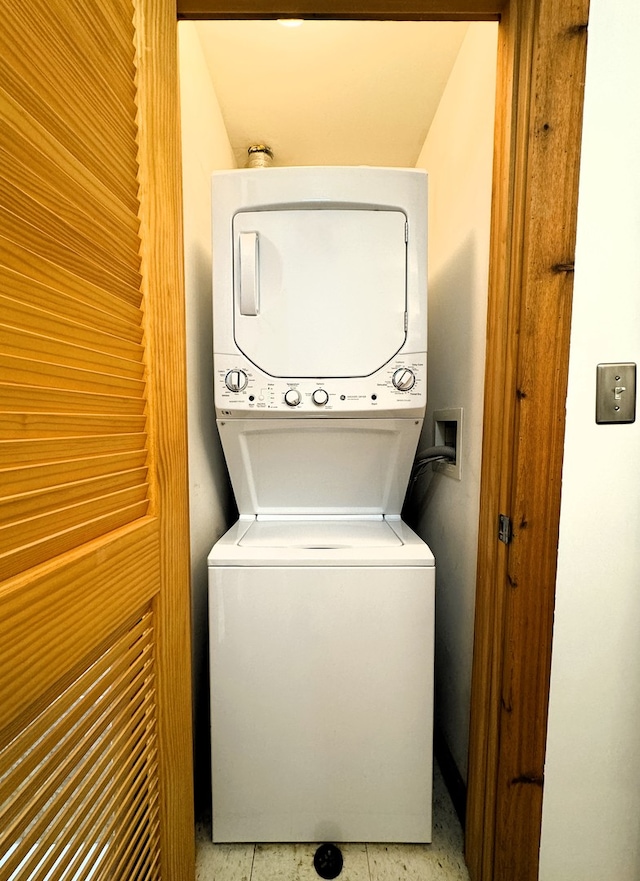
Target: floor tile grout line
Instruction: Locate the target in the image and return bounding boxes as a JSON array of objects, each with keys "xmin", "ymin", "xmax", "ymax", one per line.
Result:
[
  {"xmin": 365, "ymin": 842, "xmax": 373, "ymax": 881},
  {"xmin": 249, "ymin": 843, "xmax": 256, "ymax": 880}
]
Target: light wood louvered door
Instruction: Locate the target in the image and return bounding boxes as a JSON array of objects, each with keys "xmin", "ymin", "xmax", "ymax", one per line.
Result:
[{"xmin": 0, "ymin": 2, "xmax": 194, "ymax": 880}]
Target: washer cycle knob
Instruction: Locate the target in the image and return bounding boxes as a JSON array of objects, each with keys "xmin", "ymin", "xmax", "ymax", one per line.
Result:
[
  {"xmin": 392, "ymin": 368, "xmax": 416, "ymax": 391},
  {"xmin": 225, "ymin": 369, "xmax": 248, "ymax": 392},
  {"xmin": 284, "ymin": 388, "xmax": 301, "ymax": 407},
  {"xmin": 312, "ymin": 388, "xmax": 329, "ymax": 406}
]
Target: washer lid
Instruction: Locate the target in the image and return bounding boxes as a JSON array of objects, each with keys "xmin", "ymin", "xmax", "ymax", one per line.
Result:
[
  {"xmin": 239, "ymin": 518, "xmax": 403, "ymax": 549},
  {"xmin": 233, "ymin": 208, "xmax": 407, "ymax": 378},
  {"xmin": 208, "ymin": 516, "xmax": 435, "ymax": 567}
]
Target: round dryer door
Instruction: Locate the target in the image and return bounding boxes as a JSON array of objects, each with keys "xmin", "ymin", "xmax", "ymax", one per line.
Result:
[{"xmin": 232, "ymin": 208, "xmax": 408, "ymax": 378}]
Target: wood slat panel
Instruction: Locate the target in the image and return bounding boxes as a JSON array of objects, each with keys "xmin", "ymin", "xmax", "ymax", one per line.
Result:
[
  {"xmin": 0, "ymin": 640, "xmax": 154, "ymax": 828},
  {"xmin": 0, "ymin": 325, "xmax": 144, "ymax": 379},
  {"xmin": 0, "ymin": 499, "xmax": 149, "ymax": 582},
  {"xmin": 74, "ymin": 783, "xmax": 160, "ymax": 881},
  {"xmin": 1, "ymin": 296, "xmax": 144, "ymax": 359},
  {"xmin": 3, "ymin": 716, "xmax": 157, "ymax": 881},
  {"xmin": 4, "ymin": 1, "xmax": 138, "ymax": 119},
  {"xmin": 39, "ymin": 746, "xmax": 158, "ymax": 881},
  {"xmin": 0, "ymin": 434, "xmax": 147, "ymax": 469},
  {"xmin": 0, "ymin": 614, "xmax": 153, "ymax": 775},
  {"xmin": 0, "ymin": 485, "xmax": 149, "ymax": 555},
  {"xmin": 0, "ymin": 11, "xmax": 140, "ymax": 166},
  {"xmin": 93, "ymin": 0, "xmax": 138, "ymax": 48},
  {"xmin": 0, "ymin": 178, "xmax": 142, "ymax": 289},
  {"xmin": 0, "ymin": 384, "xmax": 146, "ymax": 416},
  {"xmin": 0, "ymin": 468, "xmax": 148, "ymax": 526},
  {"xmin": 13, "ymin": 730, "xmax": 157, "ymax": 881},
  {"xmin": 24, "ymin": 0, "xmax": 139, "ymax": 104},
  {"xmin": 0, "ymin": 205, "xmax": 143, "ymax": 304},
  {"xmin": 0, "ymin": 95, "xmax": 141, "ymax": 241},
  {"xmin": 0, "ymin": 608, "xmax": 160, "ymax": 881},
  {"xmin": 2, "ymin": 675, "xmax": 154, "ymax": 849},
  {"xmin": 0, "ymin": 267, "xmax": 143, "ymax": 337},
  {"xmin": 0, "ymin": 413, "xmax": 147, "ymax": 441},
  {"xmin": 0, "ymin": 61, "xmax": 140, "ymax": 206},
  {"xmin": 0, "ymin": 129, "xmax": 141, "ymax": 247},
  {"xmin": 0, "ymin": 1, "xmax": 186, "ymax": 877},
  {"xmin": 0, "ymin": 520, "xmax": 159, "ymax": 728},
  {"xmin": 0, "ymin": 82, "xmax": 138, "ymax": 219},
  {"xmin": 0, "ymin": 450, "xmax": 148, "ymax": 496},
  {"xmin": 0, "ymin": 235, "xmax": 142, "ymax": 312},
  {"xmin": 0, "ymin": 355, "xmax": 145, "ymax": 396},
  {"xmin": 115, "ymin": 824, "xmax": 161, "ymax": 881},
  {"xmin": 0, "ymin": 143, "xmax": 142, "ymax": 270},
  {"xmin": 0, "ymin": 262, "xmax": 143, "ymax": 334}
]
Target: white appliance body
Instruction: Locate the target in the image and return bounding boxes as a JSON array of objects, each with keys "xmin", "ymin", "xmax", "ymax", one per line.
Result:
[
  {"xmin": 209, "ymin": 519, "xmax": 434, "ymax": 844},
  {"xmin": 208, "ymin": 167, "xmax": 434, "ymax": 843}
]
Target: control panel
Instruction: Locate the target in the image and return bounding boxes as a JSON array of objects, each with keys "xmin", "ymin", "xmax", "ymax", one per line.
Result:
[{"xmin": 215, "ymin": 354, "xmax": 426, "ymax": 418}]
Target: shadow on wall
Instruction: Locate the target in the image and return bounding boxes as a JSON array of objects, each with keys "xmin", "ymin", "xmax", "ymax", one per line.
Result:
[
  {"xmin": 404, "ymin": 232, "xmax": 486, "ymax": 791},
  {"xmin": 186, "ymin": 241, "xmax": 237, "ymax": 816}
]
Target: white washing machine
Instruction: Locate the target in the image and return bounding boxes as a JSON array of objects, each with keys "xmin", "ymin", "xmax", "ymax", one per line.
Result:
[{"xmin": 208, "ymin": 167, "xmax": 435, "ymax": 844}]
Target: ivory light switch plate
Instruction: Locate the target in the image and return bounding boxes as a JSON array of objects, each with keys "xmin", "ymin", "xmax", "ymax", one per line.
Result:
[{"xmin": 596, "ymin": 362, "xmax": 636, "ymax": 424}]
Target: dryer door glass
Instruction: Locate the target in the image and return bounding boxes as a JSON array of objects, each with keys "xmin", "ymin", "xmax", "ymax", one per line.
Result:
[{"xmin": 233, "ymin": 209, "xmax": 407, "ymax": 378}]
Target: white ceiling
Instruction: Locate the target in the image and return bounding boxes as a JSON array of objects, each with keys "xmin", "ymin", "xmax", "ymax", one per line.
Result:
[{"xmin": 194, "ymin": 20, "xmax": 470, "ymax": 168}]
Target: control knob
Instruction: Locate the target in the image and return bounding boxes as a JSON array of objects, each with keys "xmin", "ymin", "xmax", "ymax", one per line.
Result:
[
  {"xmin": 392, "ymin": 368, "xmax": 416, "ymax": 391},
  {"xmin": 225, "ymin": 369, "xmax": 248, "ymax": 392},
  {"xmin": 284, "ymin": 388, "xmax": 301, "ymax": 407},
  {"xmin": 312, "ymin": 388, "xmax": 329, "ymax": 406}
]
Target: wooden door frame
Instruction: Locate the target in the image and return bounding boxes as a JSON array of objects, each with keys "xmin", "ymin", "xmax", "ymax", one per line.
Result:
[
  {"xmin": 136, "ymin": 2, "xmax": 195, "ymax": 877},
  {"xmin": 174, "ymin": 2, "xmax": 589, "ymax": 878}
]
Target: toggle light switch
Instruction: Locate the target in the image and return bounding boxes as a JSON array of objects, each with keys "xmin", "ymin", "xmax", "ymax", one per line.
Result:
[{"xmin": 596, "ymin": 362, "xmax": 636, "ymax": 424}]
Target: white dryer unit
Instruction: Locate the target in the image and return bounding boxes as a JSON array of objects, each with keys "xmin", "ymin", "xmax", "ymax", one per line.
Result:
[{"xmin": 208, "ymin": 167, "xmax": 434, "ymax": 844}]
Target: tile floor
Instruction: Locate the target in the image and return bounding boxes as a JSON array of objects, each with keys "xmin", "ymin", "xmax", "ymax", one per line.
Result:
[{"xmin": 195, "ymin": 763, "xmax": 470, "ymax": 881}]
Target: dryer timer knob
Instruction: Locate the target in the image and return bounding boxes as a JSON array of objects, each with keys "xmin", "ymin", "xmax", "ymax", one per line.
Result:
[
  {"xmin": 225, "ymin": 369, "xmax": 248, "ymax": 392},
  {"xmin": 392, "ymin": 368, "xmax": 416, "ymax": 391}
]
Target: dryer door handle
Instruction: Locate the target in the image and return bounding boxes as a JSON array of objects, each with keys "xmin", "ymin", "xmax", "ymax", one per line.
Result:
[{"xmin": 239, "ymin": 231, "xmax": 259, "ymax": 316}]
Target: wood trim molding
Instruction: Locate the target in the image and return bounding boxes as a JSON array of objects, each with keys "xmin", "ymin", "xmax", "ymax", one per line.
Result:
[
  {"xmin": 467, "ymin": 1, "xmax": 589, "ymax": 879},
  {"xmin": 134, "ymin": 1, "xmax": 195, "ymax": 878},
  {"xmin": 177, "ymin": 1, "xmax": 504, "ymax": 20}
]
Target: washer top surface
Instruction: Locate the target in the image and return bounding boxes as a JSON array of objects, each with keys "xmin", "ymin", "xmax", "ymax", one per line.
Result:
[
  {"xmin": 239, "ymin": 517, "xmax": 403, "ymax": 549},
  {"xmin": 208, "ymin": 516, "xmax": 435, "ymax": 567}
]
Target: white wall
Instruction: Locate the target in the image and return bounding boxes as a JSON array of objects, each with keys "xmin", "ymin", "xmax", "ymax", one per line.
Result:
[
  {"xmin": 539, "ymin": 2, "xmax": 640, "ymax": 878},
  {"xmin": 410, "ymin": 22, "xmax": 498, "ymax": 780},
  {"xmin": 177, "ymin": 22, "xmax": 236, "ymax": 787}
]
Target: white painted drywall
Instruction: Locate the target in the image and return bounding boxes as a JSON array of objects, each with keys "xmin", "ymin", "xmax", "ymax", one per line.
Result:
[
  {"xmin": 539, "ymin": 2, "xmax": 640, "ymax": 878},
  {"xmin": 409, "ymin": 22, "xmax": 498, "ymax": 781},
  {"xmin": 177, "ymin": 22, "xmax": 236, "ymax": 761}
]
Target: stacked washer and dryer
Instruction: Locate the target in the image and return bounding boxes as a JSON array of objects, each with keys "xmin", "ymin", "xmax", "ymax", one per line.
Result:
[{"xmin": 208, "ymin": 167, "xmax": 435, "ymax": 845}]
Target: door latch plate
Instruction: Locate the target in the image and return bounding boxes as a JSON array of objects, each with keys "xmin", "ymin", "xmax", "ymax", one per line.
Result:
[{"xmin": 498, "ymin": 514, "xmax": 512, "ymax": 545}]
